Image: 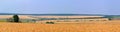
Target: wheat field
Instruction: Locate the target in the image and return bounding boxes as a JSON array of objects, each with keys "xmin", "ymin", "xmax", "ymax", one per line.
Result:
[{"xmin": 0, "ymin": 20, "xmax": 120, "ymax": 32}]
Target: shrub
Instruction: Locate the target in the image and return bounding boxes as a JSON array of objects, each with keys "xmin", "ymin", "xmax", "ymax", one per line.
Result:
[
  {"xmin": 7, "ymin": 18, "xmax": 14, "ymax": 22},
  {"xmin": 46, "ymin": 22, "xmax": 54, "ymax": 24}
]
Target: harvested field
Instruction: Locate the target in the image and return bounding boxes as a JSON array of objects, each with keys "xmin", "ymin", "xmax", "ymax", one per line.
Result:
[{"xmin": 0, "ymin": 20, "xmax": 120, "ymax": 32}]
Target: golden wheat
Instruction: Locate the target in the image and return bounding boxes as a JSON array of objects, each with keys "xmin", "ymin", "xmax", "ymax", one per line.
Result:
[{"xmin": 0, "ymin": 20, "xmax": 120, "ymax": 32}]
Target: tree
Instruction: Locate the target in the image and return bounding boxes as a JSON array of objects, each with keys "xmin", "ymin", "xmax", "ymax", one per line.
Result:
[{"xmin": 13, "ymin": 15, "xmax": 19, "ymax": 22}]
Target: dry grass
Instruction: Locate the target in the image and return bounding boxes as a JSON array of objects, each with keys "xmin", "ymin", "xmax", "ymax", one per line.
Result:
[
  {"xmin": 33, "ymin": 16, "xmax": 103, "ymax": 18},
  {"xmin": 0, "ymin": 20, "xmax": 120, "ymax": 32}
]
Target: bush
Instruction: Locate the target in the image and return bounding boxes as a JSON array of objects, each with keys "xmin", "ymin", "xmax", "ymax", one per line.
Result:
[
  {"xmin": 46, "ymin": 22, "xmax": 54, "ymax": 24},
  {"xmin": 7, "ymin": 18, "xmax": 13, "ymax": 22}
]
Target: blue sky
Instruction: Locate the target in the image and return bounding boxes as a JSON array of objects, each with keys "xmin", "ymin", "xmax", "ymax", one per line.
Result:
[{"xmin": 0, "ymin": 0, "xmax": 119, "ymax": 15}]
